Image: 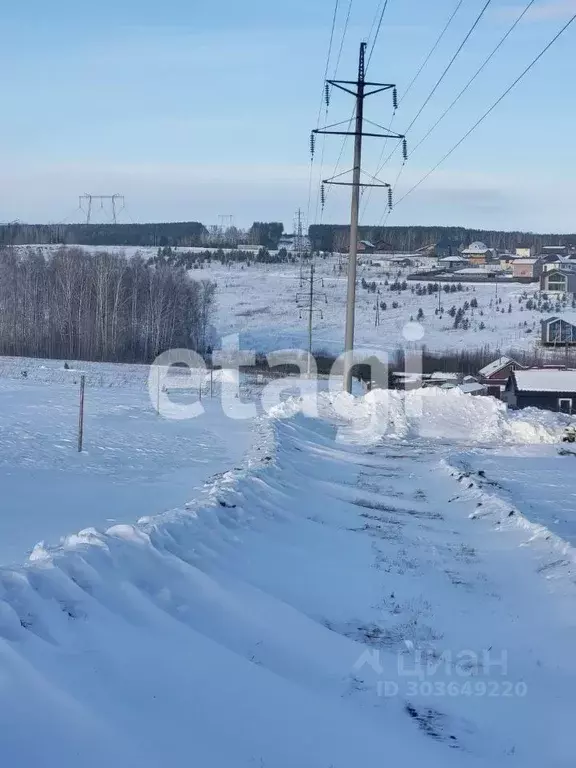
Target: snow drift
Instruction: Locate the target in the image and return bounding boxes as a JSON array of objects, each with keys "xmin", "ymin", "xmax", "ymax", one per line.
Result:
[
  {"xmin": 274, "ymin": 388, "xmax": 571, "ymax": 445},
  {"xmin": 0, "ymin": 393, "xmax": 575, "ymax": 767}
]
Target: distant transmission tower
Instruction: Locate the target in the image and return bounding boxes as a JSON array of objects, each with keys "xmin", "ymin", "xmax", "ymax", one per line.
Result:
[
  {"xmin": 79, "ymin": 194, "xmax": 125, "ymax": 224},
  {"xmin": 217, "ymin": 214, "xmax": 236, "ymax": 245},
  {"xmin": 294, "ymin": 208, "xmax": 309, "ymax": 285},
  {"xmin": 218, "ymin": 214, "xmax": 234, "ymax": 230}
]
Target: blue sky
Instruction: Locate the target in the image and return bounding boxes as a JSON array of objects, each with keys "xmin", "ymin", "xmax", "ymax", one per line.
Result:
[{"xmin": 1, "ymin": 0, "xmax": 575, "ymax": 232}]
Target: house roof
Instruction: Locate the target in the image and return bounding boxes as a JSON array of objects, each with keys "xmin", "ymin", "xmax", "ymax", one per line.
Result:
[
  {"xmin": 438, "ymin": 255, "xmax": 468, "ymax": 263},
  {"xmin": 459, "ymin": 382, "xmax": 486, "ymax": 394},
  {"xmin": 542, "ymin": 312, "xmax": 576, "ymax": 327},
  {"xmin": 513, "ymin": 258, "xmax": 538, "ymax": 265},
  {"xmin": 429, "ymin": 371, "xmax": 459, "ymax": 381},
  {"xmin": 461, "ymin": 241, "xmax": 490, "ymax": 254},
  {"xmin": 513, "ymin": 369, "xmax": 576, "ymax": 393},
  {"xmin": 479, "ymin": 356, "xmax": 516, "ymax": 378}
]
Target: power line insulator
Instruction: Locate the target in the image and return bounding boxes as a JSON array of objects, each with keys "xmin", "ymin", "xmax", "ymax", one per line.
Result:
[
  {"xmin": 310, "ymin": 132, "xmax": 316, "ymax": 159},
  {"xmin": 402, "ymin": 138, "xmax": 408, "ymax": 161},
  {"xmin": 321, "ymin": 184, "xmax": 326, "ymax": 210},
  {"xmin": 325, "ymin": 83, "xmax": 330, "ymax": 109},
  {"xmin": 388, "ymin": 187, "xmax": 393, "ymax": 210},
  {"xmin": 392, "ymin": 87, "xmax": 398, "ymax": 111}
]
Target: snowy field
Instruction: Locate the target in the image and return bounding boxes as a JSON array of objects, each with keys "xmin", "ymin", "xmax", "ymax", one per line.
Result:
[
  {"xmin": 11, "ymin": 243, "xmax": 559, "ymax": 356},
  {"xmin": 1, "ymin": 388, "xmax": 576, "ymax": 766},
  {"xmin": 204, "ymin": 257, "xmax": 546, "ymax": 356},
  {"xmin": 0, "ymin": 361, "xmax": 256, "ymax": 564}
]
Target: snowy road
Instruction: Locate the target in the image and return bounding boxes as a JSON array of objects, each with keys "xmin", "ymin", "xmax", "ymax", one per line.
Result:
[{"xmin": 1, "ymin": 394, "xmax": 575, "ymax": 767}]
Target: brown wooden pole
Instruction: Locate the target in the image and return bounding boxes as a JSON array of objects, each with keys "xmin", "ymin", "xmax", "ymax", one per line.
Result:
[{"xmin": 78, "ymin": 374, "xmax": 86, "ymax": 452}]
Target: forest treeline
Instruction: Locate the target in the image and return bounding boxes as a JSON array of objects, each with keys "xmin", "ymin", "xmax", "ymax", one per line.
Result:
[
  {"xmin": 0, "ymin": 222, "xmax": 284, "ymax": 249},
  {"xmin": 3, "ymin": 221, "xmax": 576, "ymax": 252},
  {"xmin": 0, "ymin": 247, "xmax": 215, "ymax": 363},
  {"xmin": 309, "ymin": 225, "xmax": 576, "ymax": 253}
]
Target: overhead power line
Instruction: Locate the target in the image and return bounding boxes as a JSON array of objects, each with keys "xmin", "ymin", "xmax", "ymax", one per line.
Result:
[
  {"xmin": 377, "ymin": 0, "xmax": 537, "ymax": 226},
  {"xmin": 374, "ymin": 0, "xmax": 494, "ymax": 177},
  {"xmin": 367, "ymin": 0, "xmax": 391, "ymax": 69},
  {"xmin": 404, "ymin": 0, "xmax": 493, "ymax": 135},
  {"xmin": 361, "ymin": 0, "xmax": 465, "ymax": 218},
  {"xmin": 312, "ymin": 0, "xmax": 355, "ymax": 224},
  {"xmin": 315, "ymin": 0, "xmax": 340, "ymax": 127},
  {"xmin": 308, "ymin": 0, "xmax": 341, "ymax": 227},
  {"xmin": 411, "ymin": 0, "xmax": 537, "ymax": 155},
  {"xmin": 400, "ymin": 0, "xmax": 465, "ymax": 106},
  {"xmin": 394, "ymin": 11, "xmax": 576, "ymax": 208}
]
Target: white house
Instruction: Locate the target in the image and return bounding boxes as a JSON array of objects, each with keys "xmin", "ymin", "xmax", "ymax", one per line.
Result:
[
  {"xmin": 515, "ymin": 244, "xmax": 536, "ymax": 258},
  {"xmin": 460, "ymin": 242, "xmax": 494, "ymax": 263}
]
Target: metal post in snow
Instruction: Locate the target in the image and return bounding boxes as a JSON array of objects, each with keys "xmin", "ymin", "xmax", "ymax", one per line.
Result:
[{"xmin": 78, "ymin": 374, "xmax": 86, "ymax": 452}]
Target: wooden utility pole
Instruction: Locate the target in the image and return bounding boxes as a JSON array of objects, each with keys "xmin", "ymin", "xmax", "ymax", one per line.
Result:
[
  {"xmin": 78, "ymin": 375, "xmax": 86, "ymax": 452},
  {"xmin": 296, "ymin": 262, "xmax": 327, "ymax": 376},
  {"xmin": 313, "ymin": 42, "xmax": 406, "ymax": 393}
]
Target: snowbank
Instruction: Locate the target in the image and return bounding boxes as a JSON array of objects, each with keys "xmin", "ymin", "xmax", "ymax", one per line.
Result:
[{"xmin": 273, "ymin": 388, "xmax": 571, "ymax": 445}]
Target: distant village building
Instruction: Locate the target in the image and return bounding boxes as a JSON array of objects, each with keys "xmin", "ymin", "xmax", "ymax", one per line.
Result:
[
  {"xmin": 437, "ymin": 255, "xmax": 469, "ymax": 270},
  {"xmin": 540, "ymin": 267, "xmax": 576, "ymax": 295},
  {"xmin": 423, "ymin": 371, "xmax": 460, "ymax": 387},
  {"xmin": 511, "ymin": 258, "xmax": 542, "ymax": 281},
  {"xmin": 541, "ymin": 314, "xmax": 576, "ymax": 346},
  {"xmin": 458, "ymin": 381, "xmax": 487, "ymax": 396},
  {"xmin": 358, "ymin": 240, "xmax": 376, "ymax": 254},
  {"xmin": 478, "ymin": 356, "xmax": 525, "ymax": 398},
  {"xmin": 515, "ymin": 244, "xmax": 536, "ymax": 258},
  {"xmin": 541, "ymin": 256, "xmax": 576, "ymax": 271},
  {"xmin": 542, "ymin": 245, "xmax": 569, "ymax": 257},
  {"xmin": 504, "ymin": 369, "xmax": 576, "ymax": 413},
  {"xmin": 460, "ymin": 241, "xmax": 493, "ymax": 264}
]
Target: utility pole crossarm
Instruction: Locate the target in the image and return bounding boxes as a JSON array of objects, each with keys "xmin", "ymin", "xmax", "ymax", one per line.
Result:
[
  {"xmin": 327, "ymin": 80, "xmax": 396, "ymax": 88},
  {"xmin": 314, "ymin": 130, "xmax": 403, "ymax": 139}
]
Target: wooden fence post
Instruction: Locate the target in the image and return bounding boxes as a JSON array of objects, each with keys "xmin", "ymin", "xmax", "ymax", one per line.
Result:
[{"xmin": 78, "ymin": 374, "xmax": 86, "ymax": 452}]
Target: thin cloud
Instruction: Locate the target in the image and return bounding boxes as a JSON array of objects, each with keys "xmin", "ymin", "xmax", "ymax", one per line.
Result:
[{"xmin": 498, "ymin": 0, "xmax": 576, "ymax": 21}]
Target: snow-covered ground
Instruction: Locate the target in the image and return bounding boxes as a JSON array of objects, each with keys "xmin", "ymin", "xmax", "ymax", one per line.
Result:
[
  {"xmin": 10, "ymin": 243, "xmax": 563, "ymax": 355},
  {"xmin": 199, "ymin": 257, "xmax": 558, "ymax": 356},
  {"xmin": 3, "ymin": 244, "xmax": 576, "ymax": 764},
  {"xmin": 1, "ymin": 389, "xmax": 576, "ymax": 766},
  {"xmin": 0, "ymin": 363, "xmax": 256, "ymax": 564}
]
